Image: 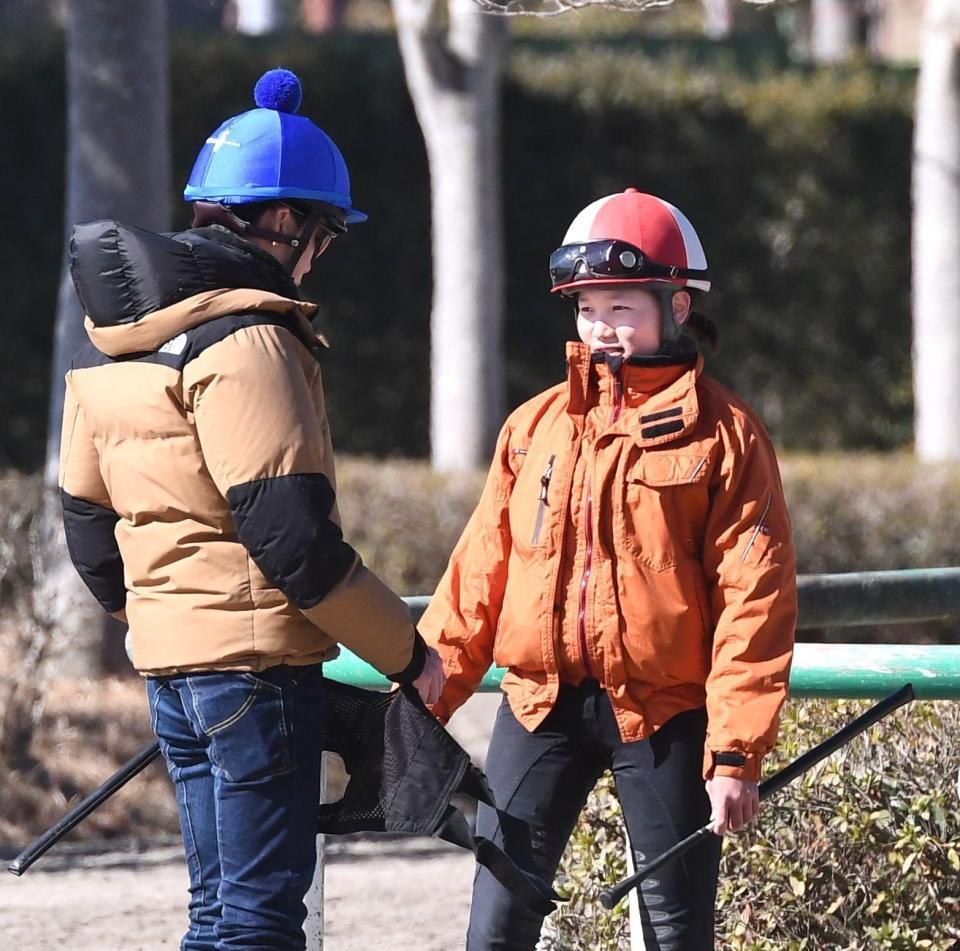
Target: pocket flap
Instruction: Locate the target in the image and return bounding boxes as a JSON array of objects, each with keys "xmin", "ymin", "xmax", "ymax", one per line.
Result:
[{"xmin": 633, "ymin": 453, "xmax": 710, "ymax": 487}]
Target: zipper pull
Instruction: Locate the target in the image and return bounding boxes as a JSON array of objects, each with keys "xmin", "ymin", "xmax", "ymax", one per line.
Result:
[
  {"xmin": 532, "ymin": 455, "xmax": 556, "ymax": 546},
  {"xmin": 539, "ymin": 457, "xmax": 555, "ymax": 502},
  {"xmin": 611, "ymin": 367, "xmax": 624, "ymax": 424}
]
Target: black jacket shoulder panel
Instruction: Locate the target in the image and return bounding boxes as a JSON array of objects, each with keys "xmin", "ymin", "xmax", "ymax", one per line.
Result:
[
  {"xmin": 71, "ymin": 338, "xmax": 116, "ymax": 371},
  {"xmin": 226, "ymin": 472, "xmax": 357, "ymax": 608},
  {"xmin": 70, "ymin": 311, "xmax": 313, "ymax": 374},
  {"xmin": 180, "ymin": 311, "xmax": 314, "ymax": 370},
  {"xmin": 70, "ymin": 311, "xmax": 315, "ymax": 371}
]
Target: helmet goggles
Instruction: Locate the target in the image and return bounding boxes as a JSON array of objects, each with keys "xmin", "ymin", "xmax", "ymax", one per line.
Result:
[{"xmin": 549, "ymin": 239, "xmax": 709, "ymax": 292}]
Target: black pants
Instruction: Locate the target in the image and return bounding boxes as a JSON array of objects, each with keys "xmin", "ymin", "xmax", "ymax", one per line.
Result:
[{"xmin": 467, "ymin": 681, "xmax": 721, "ymax": 951}]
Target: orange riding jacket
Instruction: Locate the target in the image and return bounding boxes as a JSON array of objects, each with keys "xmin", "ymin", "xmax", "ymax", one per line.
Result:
[{"xmin": 419, "ymin": 342, "xmax": 797, "ymax": 782}]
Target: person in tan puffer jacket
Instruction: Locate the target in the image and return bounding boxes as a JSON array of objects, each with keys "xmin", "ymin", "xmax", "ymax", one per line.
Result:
[
  {"xmin": 59, "ymin": 69, "xmax": 443, "ymax": 950},
  {"xmin": 419, "ymin": 190, "xmax": 797, "ymax": 951}
]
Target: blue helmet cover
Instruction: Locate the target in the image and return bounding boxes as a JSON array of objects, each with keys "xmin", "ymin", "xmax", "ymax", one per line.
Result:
[{"xmin": 184, "ymin": 68, "xmax": 366, "ymax": 223}]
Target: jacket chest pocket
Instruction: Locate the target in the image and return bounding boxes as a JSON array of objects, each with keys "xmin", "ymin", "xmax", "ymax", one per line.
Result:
[
  {"xmin": 508, "ymin": 448, "xmax": 559, "ymax": 550},
  {"xmin": 617, "ymin": 451, "xmax": 710, "ymax": 571}
]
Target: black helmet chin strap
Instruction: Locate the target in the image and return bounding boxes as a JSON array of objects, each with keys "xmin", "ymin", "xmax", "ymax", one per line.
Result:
[
  {"xmin": 653, "ymin": 285, "xmax": 681, "ymax": 345},
  {"xmin": 191, "ymin": 202, "xmax": 329, "ymax": 275},
  {"xmin": 284, "ymin": 207, "xmax": 326, "ymax": 275}
]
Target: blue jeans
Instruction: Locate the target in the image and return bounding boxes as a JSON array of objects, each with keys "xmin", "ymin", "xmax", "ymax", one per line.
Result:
[
  {"xmin": 468, "ymin": 682, "xmax": 721, "ymax": 951},
  {"xmin": 147, "ymin": 664, "xmax": 326, "ymax": 950}
]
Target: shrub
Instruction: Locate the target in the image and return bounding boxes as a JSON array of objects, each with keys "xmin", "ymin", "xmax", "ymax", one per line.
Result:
[
  {"xmin": 0, "ymin": 676, "xmax": 179, "ymax": 849},
  {"xmin": 0, "ymin": 472, "xmax": 49, "ymax": 767},
  {"xmin": 336, "ymin": 456, "xmax": 486, "ymax": 597},
  {"xmin": 2, "ymin": 451, "xmax": 959, "ymax": 643},
  {"xmin": 545, "ymin": 698, "xmax": 960, "ymax": 950},
  {"xmin": 782, "ymin": 453, "xmax": 960, "ymax": 575},
  {"xmin": 338, "ymin": 452, "xmax": 960, "ymax": 644}
]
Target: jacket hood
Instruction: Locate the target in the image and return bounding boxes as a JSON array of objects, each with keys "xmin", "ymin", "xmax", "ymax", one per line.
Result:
[{"xmin": 70, "ymin": 220, "xmax": 320, "ymax": 357}]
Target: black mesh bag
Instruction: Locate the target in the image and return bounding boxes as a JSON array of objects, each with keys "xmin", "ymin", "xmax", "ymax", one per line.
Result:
[{"xmin": 317, "ymin": 679, "xmax": 559, "ymax": 915}]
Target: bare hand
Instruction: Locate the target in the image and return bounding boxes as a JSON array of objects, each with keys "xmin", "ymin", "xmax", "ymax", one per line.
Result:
[
  {"xmin": 411, "ymin": 646, "xmax": 446, "ymax": 705},
  {"xmin": 705, "ymin": 776, "xmax": 759, "ymax": 836}
]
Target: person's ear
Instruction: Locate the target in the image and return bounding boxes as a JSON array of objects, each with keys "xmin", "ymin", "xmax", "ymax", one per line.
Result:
[
  {"xmin": 672, "ymin": 291, "xmax": 692, "ymax": 326},
  {"xmin": 272, "ymin": 204, "xmax": 296, "ymax": 235},
  {"xmin": 253, "ymin": 204, "xmax": 289, "ymax": 237}
]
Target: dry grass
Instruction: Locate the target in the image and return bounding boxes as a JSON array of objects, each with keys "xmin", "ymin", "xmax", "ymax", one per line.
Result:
[
  {"xmin": 0, "ymin": 676, "xmax": 177, "ymax": 852},
  {"xmin": 4, "ymin": 452, "xmax": 960, "ymax": 853}
]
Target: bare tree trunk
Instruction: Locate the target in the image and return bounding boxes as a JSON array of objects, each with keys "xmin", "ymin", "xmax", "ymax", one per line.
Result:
[
  {"xmin": 392, "ymin": 0, "xmax": 507, "ymax": 472},
  {"xmin": 810, "ymin": 0, "xmax": 857, "ymax": 63},
  {"xmin": 702, "ymin": 0, "xmax": 733, "ymax": 39},
  {"xmin": 301, "ymin": 0, "xmax": 348, "ymax": 33},
  {"xmin": 913, "ymin": 0, "xmax": 960, "ymax": 461},
  {"xmin": 41, "ymin": 0, "xmax": 171, "ymax": 677},
  {"xmin": 228, "ymin": 0, "xmax": 281, "ymax": 33}
]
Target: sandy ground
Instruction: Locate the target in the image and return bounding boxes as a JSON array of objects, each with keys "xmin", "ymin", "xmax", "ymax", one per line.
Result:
[
  {"xmin": 0, "ymin": 695, "xmax": 502, "ymax": 951},
  {"xmin": 1, "ymin": 840, "xmax": 477, "ymax": 950}
]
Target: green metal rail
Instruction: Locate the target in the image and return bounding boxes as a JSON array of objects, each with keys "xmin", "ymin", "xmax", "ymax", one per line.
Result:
[{"xmin": 323, "ymin": 568, "xmax": 960, "ymax": 699}]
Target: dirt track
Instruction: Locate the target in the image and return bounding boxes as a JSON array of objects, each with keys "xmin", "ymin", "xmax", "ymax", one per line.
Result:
[
  {"xmin": 1, "ymin": 839, "xmax": 476, "ymax": 950},
  {"xmin": 0, "ymin": 695, "xmax": 501, "ymax": 951}
]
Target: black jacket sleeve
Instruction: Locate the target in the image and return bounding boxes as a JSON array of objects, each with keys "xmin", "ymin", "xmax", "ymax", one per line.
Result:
[{"xmin": 58, "ymin": 381, "xmax": 126, "ymax": 614}]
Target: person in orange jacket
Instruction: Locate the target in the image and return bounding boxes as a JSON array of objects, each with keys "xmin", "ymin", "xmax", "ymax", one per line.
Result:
[{"xmin": 418, "ymin": 189, "xmax": 798, "ymax": 950}]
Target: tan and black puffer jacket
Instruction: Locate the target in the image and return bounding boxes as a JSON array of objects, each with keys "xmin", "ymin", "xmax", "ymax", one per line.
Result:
[{"xmin": 59, "ymin": 220, "xmax": 424, "ymax": 681}]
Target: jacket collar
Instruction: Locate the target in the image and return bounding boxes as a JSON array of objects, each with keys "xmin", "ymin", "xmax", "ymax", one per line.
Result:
[
  {"xmin": 564, "ymin": 341, "xmax": 703, "ymax": 447},
  {"xmin": 85, "ymin": 288, "xmax": 321, "ymax": 358}
]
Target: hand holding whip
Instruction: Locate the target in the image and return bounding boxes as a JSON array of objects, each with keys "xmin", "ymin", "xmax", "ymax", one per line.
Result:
[{"xmin": 599, "ymin": 683, "xmax": 915, "ymax": 910}]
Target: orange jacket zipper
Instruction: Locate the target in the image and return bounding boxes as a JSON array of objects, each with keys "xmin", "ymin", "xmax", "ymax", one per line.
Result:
[{"xmin": 577, "ymin": 367, "xmax": 624, "ymax": 678}]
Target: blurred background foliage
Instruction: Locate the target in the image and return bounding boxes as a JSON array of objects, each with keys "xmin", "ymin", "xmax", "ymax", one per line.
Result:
[
  {"xmin": 0, "ymin": 25, "xmax": 915, "ymax": 470},
  {"xmin": 8, "ymin": 453, "xmax": 959, "ymax": 647}
]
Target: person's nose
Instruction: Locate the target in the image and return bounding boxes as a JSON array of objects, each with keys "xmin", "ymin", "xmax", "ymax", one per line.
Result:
[{"xmin": 594, "ymin": 319, "xmax": 617, "ymax": 341}]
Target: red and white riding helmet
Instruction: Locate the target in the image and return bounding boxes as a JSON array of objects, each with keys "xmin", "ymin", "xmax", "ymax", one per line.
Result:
[{"xmin": 549, "ymin": 189, "xmax": 711, "ymax": 295}]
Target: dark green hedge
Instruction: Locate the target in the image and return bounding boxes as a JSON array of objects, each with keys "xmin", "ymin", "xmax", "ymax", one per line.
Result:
[{"xmin": 0, "ymin": 32, "xmax": 915, "ymax": 470}]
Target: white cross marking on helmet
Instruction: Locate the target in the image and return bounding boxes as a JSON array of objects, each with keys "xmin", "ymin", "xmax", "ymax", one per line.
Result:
[{"xmin": 206, "ymin": 129, "xmax": 241, "ymax": 153}]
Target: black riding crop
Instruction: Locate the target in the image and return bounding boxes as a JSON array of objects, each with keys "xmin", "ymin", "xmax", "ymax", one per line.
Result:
[
  {"xmin": 7, "ymin": 740, "xmax": 162, "ymax": 876},
  {"xmin": 599, "ymin": 683, "xmax": 915, "ymax": 910}
]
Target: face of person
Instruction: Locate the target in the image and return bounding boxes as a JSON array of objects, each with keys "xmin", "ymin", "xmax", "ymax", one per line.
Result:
[
  {"xmin": 290, "ymin": 225, "xmax": 326, "ymax": 286},
  {"xmin": 256, "ymin": 205, "xmax": 333, "ymax": 286},
  {"xmin": 575, "ymin": 285, "xmax": 691, "ymax": 359}
]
